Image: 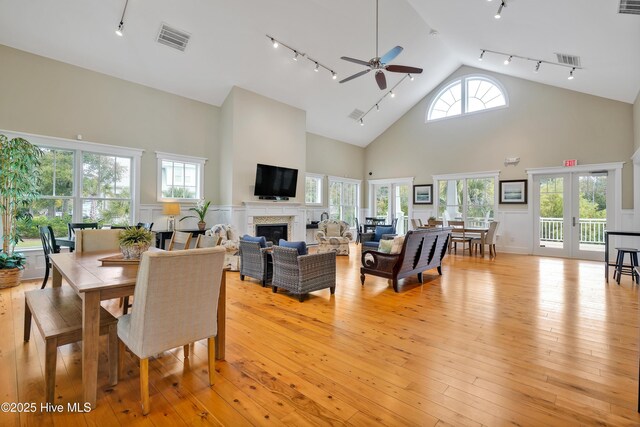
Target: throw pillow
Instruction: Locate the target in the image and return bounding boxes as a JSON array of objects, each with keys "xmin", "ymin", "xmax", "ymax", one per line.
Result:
[
  {"xmin": 241, "ymin": 234, "xmax": 267, "ymax": 248},
  {"xmin": 279, "ymin": 239, "xmax": 308, "ymax": 256},
  {"xmin": 226, "ymin": 224, "xmax": 237, "ymax": 242},
  {"xmin": 390, "ymin": 235, "xmax": 405, "ymax": 254},
  {"xmin": 326, "ymin": 222, "xmax": 341, "ymax": 237},
  {"xmin": 378, "ymin": 239, "xmax": 393, "ymax": 254},
  {"xmin": 374, "ymin": 226, "xmax": 395, "ymax": 241}
]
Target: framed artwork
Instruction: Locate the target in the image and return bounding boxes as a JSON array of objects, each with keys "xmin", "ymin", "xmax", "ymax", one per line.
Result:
[
  {"xmin": 499, "ymin": 179, "xmax": 527, "ymax": 204},
  {"xmin": 413, "ymin": 184, "xmax": 433, "ymax": 205}
]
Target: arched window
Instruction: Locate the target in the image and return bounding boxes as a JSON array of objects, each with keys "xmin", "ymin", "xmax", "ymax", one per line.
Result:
[{"xmin": 427, "ymin": 75, "xmax": 507, "ymax": 122}]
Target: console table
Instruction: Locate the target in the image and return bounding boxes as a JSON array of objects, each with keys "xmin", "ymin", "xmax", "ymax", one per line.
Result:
[{"xmin": 155, "ymin": 229, "xmax": 206, "ymax": 249}]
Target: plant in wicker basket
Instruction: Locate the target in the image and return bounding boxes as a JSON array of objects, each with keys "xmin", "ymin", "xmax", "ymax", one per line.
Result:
[
  {"xmin": 118, "ymin": 227, "xmax": 154, "ymax": 259},
  {"xmin": 0, "ymin": 135, "xmax": 43, "ymax": 288}
]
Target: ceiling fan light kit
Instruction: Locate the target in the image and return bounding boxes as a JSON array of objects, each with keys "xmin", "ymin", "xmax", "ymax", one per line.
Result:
[
  {"xmin": 265, "ymin": 34, "xmax": 337, "ymax": 81},
  {"xmin": 480, "ymin": 49, "xmax": 581, "ymax": 80},
  {"xmin": 339, "ymin": 0, "xmax": 423, "ymax": 90}
]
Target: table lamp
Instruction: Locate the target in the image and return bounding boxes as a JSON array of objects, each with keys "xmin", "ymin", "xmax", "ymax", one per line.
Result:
[{"xmin": 162, "ymin": 202, "xmax": 181, "ymax": 231}]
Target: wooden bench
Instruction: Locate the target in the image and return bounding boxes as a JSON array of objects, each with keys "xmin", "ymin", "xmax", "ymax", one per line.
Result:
[
  {"xmin": 24, "ymin": 287, "xmax": 118, "ymax": 402},
  {"xmin": 360, "ymin": 227, "xmax": 451, "ymax": 292}
]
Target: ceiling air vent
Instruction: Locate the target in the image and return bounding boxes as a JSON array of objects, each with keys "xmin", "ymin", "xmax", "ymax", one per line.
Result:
[
  {"xmin": 555, "ymin": 53, "xmax": 582, "ymax": 68},
  {"xmin": 348, "ymin": 109, "xmax": 365, "ymax": 121},
  {"xmin": 156, "ymin": 23, "xmax": 191, "ymax": 52},
  {"xmin": 619, "ymin": 0, "xmax": 640, "ymax": 14}
]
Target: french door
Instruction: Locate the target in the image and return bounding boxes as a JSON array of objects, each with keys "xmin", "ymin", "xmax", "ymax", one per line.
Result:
[
  {"xmin": 533, "ymin": 172, "xmax": 610, "ymax": 260},
  {"xmin": 371, "ymin": 181, "xmax": 411, "ymax": 235}
]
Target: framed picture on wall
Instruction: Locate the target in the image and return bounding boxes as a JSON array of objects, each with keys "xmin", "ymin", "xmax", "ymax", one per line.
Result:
[
  {"xmin": 499, "ymin": 179, "xmax": 527, "ymax": 204},
  {"xmin": 413, "ymin": 184, "xmax": 433, "ymax": 205}
]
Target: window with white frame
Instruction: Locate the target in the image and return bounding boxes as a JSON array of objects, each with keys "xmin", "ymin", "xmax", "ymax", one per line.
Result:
[
  {"xmin": 427, "ymin": 75, "xmax": 507, "ymax": 121},
  {"xmin": 156, "ymin": 152, "xmax": 206, "ymax": 201},
  {"xmin": 328, "ymin": 177, "xmax": 360, "ymax": 227},
  {"xmin": 305, "ymin": 174, "xmax": 323, "ymax": 205},
  {"xmin": 435, "ymin": 172, "xmax": 497, "ymax": 226},
  {"xmin": 5, "ymin": 130, "xmax": 142, "ymax": 249}
]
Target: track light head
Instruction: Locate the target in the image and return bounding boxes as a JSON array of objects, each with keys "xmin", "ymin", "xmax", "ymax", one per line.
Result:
[
  {"xmin": 271, "ymin": 38, "xmax": 278, "ymax": 48},
  {"xmin": 293, "ymin": 51, "xmax": 299, "ymax": 61},
  {"xmin": 115, "ymin": 0, "xmax": 129, "ymax": 37},
  {"xmin": 359, "ymin": 118, "xmax": 364, "ymax": 126},
  {"xmin": 568, "ymin": 67, "xmax": 575, "ymax": 80},
  {"xmin": 115, "ymin": 22, "xmax": 124, "ymax": 37},
  {"xmin": 534, "ymin": 61, "xmax": 541, "ymax": 73},
  {"xmin": 314, "ymin": 62, "xmax": 319, "ymax": 72},
  {"xmin": 504, "ymin": 55, "xmax": 512, "ymax": 65},
  {"xmin": 332, "ymin": 71, "xmax": 337, "ymax": 80},
  {"xmin": 495, "ymin": 1, "xmax": 505, "ymax": 19},
  {"xmin": 479, "ymin": 50, "xmax": 485, "ymax": 61},
  {"xmin": 390, "ymin": 90, "xmax": 395, "ymax": 98},
  {"xmin": 408, "ymin": 74, "xmax": 414, "ymax": 81},
  {"xmin": 376, "ymin": 104, "xmax": 380, "ymax": 111}
]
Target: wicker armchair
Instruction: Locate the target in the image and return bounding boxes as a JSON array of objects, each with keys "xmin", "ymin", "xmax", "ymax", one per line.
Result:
[
  {"xmin": 315, "ymin": 219, "xmax": 353, "ymax": 255},
  {"xmin": 271, "ymin": 246, "xmax": 336, "ymax": 302},
  {"xmin": 239, "ymin": 240, "xmax": 273, "ymax": 286}
]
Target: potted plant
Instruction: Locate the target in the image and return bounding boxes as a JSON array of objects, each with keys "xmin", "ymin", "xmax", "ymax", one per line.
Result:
[
  {"xmin": 180, "ymin": 199, "xmax": 211, "ymax": 230},
  {"xmin": 118, "ymin": 227, "xmax": 154, "ymax": 259},
  {"xmin": 0, "ymin": 135, "xmax": 43, "ymax": 288}
]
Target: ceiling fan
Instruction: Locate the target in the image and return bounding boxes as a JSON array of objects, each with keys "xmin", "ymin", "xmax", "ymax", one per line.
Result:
[{"xmin": 339, "ymin": 0, "xmax": 423, "ymax": 90}]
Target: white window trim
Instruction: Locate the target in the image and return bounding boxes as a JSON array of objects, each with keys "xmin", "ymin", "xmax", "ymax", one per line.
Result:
[
  {"xmin": 0, "ymin": 129, "xmax": 143, "ymax": 224},
  {"xmin": 305, "ymin": 173, "xmax": 325, "ymax": 206},
  {"xmin": 433, "ymin": 171, "xmax": 500, "ymax": 222},
  {"xmin": 156, "ymin": 151, "xmax": 207, "ymax": 202},
  {"xmin": 426, "ymin": 74, "xmax": 509, "ymax": 123},
  {"xmin": 328, "ymin": 176, "xmax": 361, "ymax": 223}
]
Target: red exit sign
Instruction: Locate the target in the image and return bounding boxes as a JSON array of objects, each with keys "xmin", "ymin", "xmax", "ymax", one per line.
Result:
[{"xmin": 564, "ymin": 159, "xmax": 577, "ymax": 167}]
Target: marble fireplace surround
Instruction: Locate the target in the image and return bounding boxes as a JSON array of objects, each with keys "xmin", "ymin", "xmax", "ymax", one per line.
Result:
[{"xmin": 242, "ymin": 201, "xmax": 305, "ymax": 242}]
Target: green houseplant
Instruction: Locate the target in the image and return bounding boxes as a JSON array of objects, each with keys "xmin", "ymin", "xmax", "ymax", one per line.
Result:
[
  {"xmin": 118, "ymin": 226, "xmax": 154, "ymax": 259},
  {"xmin": 0, "ymin": 134, "xmax": 43, "ymax": 288},
  {"xmin": 180, "ymin": 199, "xmax": 211, "ymax": 230}
]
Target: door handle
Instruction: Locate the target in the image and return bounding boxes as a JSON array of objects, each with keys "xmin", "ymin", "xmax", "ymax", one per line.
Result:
[{"xmin": 572, "ymin": 217, "xmax": 576, "ymax": 227}]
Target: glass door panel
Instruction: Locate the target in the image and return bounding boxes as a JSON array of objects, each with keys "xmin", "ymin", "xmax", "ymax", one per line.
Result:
[
  {"xmin": 394, "ymin": 184, "xmax": 410, "ymax": 235},
  {"xmin": 374, "ymin": 184, "xmax": 390, "ymax": 222},
  {"xmin": 534, "ymin": 174, "xmax": 570, "ymax": 257},
  {"xmin": 573, "ymin": 173, "xmax": 607, "ymax": 260}
]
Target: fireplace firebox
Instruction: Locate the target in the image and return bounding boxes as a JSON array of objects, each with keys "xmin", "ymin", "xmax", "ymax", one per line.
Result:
[{"xmin": 255, "ymin": 223, "xmax": 288, "ymax": 245}]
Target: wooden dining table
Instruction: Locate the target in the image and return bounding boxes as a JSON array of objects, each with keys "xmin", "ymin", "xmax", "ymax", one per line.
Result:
[{"xmin": 49, "ymin": 248, "xmax": 227, "ymax": 408}]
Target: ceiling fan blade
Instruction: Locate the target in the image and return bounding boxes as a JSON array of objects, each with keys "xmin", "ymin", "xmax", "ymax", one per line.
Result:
[
  {"xmin": 380, "ymin": 46, "xmax": 403, "ymax": 64},
  {"xmin": 339, "ymin": 69, "xmax": 371, "ymax": 84},
  {"xmin": 375, "ymin": 71, "xmax": 387, "ymax": 90},
  {"xmin": 386, "ymin": 65, "xmax": 423, "ymax": 74},
  {"xmin": 340, "ymin": 56, "xmax": 371, "ymax": 67}
]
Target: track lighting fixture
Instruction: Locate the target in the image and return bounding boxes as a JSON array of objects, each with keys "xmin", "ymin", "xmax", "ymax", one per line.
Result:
[
  {"xmin": 495, "ymin": 1, "xmax": 505, "ymax": 19},
  {"xmin": 479, "ymin": 49, "xmax": 583, "ymax": 80},
  {"xmin": 360, "ymin": 118, "xmax": 364, "ymax": 126},
  {"xmin": 408, "ymin": 74, "xmax": 414, "ymax": 81},
  {"xmin": 266, "ymin": 35, "xmax": 337, "ymax": 81},
  {"xmin": 357, "ymin": 74, "xmax": 412, "ymax": 127},
  {"xmin": 115, "ymin": 0, "xmax": 129, "ymax": 37},
  {"xmin": 479, "ymin": 50, "xmax": 485, "ymax": 61}
]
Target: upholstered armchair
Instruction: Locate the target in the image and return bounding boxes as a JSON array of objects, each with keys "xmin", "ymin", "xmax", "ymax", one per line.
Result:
[
  {"xmin": 271, "ymin": 246, "xmax": 336, "ymax": 302},
  {"xmin": 315, "ymin": 219, "xmax": 353, "ymax": 255},
  {"xmin": 361, "ymin": 225, "xmax": 397, "ymax": 250},
  {"xmin": 206, "ymin": 224, "xmax": 240, "ymax": 270}
]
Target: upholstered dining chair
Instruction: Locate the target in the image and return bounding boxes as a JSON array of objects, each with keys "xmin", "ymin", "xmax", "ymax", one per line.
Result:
[
  {"xmin": 75, "ymin": 229, "xmax": 122, "ymax": 253},
  {"xmin": 472, "ymin": 221, "xmax": 500, "ymax": 258},
  {"xmin": 117, "ymin": 247, "xmax": 226, "ymax": 415},
  {"xmin": 38, "ymin": 226, "xmax": 60, "ymax": 289},
  {"xmin": 195, "ymin": 234, "xmax": 222, "ymax": 248},
  {"xmin": 167, "ymin": 231, "xmax": 192, "ymax": 251}
]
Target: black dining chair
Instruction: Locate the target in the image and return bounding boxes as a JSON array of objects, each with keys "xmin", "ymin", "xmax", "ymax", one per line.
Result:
[
  {"xmin": 136, "ymin": 222, "xmax": 154, "ymax": 231},
  {"xmin": 67, "ymin": 222, "xmax": 99, "ymax": 239},
  {"xmin": 39, "ymin": 226, "xmax": 60, "ymax": 289}
]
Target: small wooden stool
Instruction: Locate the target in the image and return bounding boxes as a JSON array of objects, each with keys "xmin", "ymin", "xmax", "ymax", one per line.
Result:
[
  {"xmin": 613, "ymin": 247, "xmax": 640, "ymax": 284},
  {"xmin": 24, "ymin": 287, "xmax": 118, "ymax": 402}
]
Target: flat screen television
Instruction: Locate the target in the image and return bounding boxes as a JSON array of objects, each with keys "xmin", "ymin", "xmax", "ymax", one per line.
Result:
[{"xmin": 253, "ymin": 163, "xmax": 298, "ymax": 199}]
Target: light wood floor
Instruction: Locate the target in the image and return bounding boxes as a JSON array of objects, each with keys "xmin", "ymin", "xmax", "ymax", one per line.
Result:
[{"xmin": 1, "ymin": 246, "xmax": 639, "ymax": 426}]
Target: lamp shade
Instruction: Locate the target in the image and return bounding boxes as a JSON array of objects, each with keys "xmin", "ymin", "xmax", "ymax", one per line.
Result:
[{"xmin": 162, "ymin": 202, "xmax": 181, "ymax": 216}]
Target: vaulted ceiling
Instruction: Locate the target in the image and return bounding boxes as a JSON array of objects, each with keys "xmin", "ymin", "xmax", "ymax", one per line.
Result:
[{"xmin": 0, "ymin": 0, "xmax": 638, "ymax": 147}]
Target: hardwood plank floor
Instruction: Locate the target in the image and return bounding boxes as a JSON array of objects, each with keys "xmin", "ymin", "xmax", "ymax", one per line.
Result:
[{"xmin": 0, "ymin": 245, "xmax": 638, "ymax": 426}]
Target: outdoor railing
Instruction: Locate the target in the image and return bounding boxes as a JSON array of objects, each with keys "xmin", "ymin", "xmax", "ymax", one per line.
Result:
[{"xmin": 539, "ymin": 217, "xmax": 606, "ymax": 244}]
